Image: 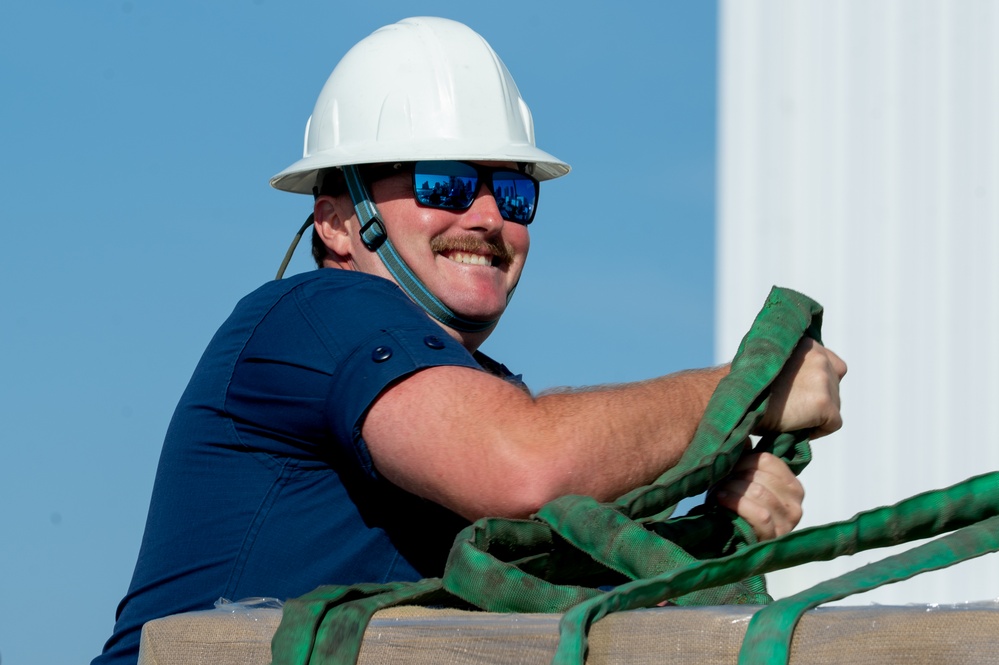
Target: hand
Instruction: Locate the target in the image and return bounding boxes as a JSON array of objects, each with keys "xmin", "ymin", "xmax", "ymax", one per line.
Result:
[
  {"xmin": 757, "ymin": 338, "xmax": 847, "ymax": 439},
  {"xmin": 714, "ymin": 452, "xmax": 804, "ymax": 541}
]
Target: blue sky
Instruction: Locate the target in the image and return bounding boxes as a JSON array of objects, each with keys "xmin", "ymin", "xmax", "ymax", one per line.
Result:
[{"xmin": 0, "ymin": 2, "xmax": 717, "ymax": 662}]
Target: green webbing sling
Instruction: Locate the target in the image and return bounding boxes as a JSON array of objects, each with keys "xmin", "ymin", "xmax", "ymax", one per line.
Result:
[
  {"xmin": 737, "ymin": 509, "xmax": 999, "ymax": 664},
  {"xmin": 271, "ymin": 286, "xmax": 999, "ymax": 665},
  {"xmin": 553, "ymin": 471, "xmax": 999, "ymax": 665},
  {"xmin": 272, "ymin": 286, "xmax": 821, "ymax": 664}
]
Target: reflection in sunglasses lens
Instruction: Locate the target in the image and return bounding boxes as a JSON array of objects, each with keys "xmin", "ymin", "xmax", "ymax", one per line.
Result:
[
  {"xmin": 492, "ymin": 174, "xmax": 535, "ymax": 224},
  {"xmin": 416, "ymin": 173, "xmax": 479, "ymax": 210}
]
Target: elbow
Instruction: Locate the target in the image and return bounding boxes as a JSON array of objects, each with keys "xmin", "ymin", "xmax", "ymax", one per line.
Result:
[{"xmin": 451, "ymin": 462, "xmax": 580, "ymax": 522}]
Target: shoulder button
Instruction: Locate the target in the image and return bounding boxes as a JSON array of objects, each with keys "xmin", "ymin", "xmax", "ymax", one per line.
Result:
[{"xmin": 423, "ymin": 335, "xmax": 446, "ymax": 350}]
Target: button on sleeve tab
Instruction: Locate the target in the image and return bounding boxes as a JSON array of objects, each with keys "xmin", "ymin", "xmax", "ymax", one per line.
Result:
[
  {"xmin": 423, "ymin": 335, "xmax": 446, "ymax": 350},
  {"xmin": 371, "ymin": 346, "xmax": 393, "ymax": 363}
]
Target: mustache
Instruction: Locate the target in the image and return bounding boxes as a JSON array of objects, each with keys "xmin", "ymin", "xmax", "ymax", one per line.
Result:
[{"xmin": 430, "ymin": 235, "xmax": 515, "ymax": 264}]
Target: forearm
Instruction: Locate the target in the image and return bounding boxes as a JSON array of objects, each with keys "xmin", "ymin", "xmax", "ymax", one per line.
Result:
[
  {"xmin": 528, "ymin": 367, "xmax": 727, "ymax": 498},
  {"xmin": 364, "ymin": 364, "xmax": 728, "ymax": 520},
  {"xmin": 366, "ymin": 337, "xmax": 844, "ymax": 531}
]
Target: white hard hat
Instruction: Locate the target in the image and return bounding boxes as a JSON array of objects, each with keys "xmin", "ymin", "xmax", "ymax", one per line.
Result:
[{"xmin": 270, "ymin": 17, "xmax": 569, "ymax": 194}]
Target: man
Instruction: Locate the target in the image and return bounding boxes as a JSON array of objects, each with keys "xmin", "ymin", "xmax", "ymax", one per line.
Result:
[{"xmin": 94, "ymin": 17, "xmax": 845, "ymax": 665}]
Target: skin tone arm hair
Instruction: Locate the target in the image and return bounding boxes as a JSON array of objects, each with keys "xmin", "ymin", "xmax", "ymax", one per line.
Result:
[{"xmin": 364, "ymin": 338, "xmax": 846, "ymax": 539}]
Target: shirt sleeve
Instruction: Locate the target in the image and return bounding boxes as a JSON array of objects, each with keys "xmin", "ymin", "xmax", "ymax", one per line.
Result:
[{"xmin": 226, "ymin": 271, "xmax": 482, "ymax": 477}]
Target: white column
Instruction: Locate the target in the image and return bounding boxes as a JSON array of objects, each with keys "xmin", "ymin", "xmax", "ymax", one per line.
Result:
[{"xmin": 718, "ymin": 0, "xmax": 999, "ymax": 604}]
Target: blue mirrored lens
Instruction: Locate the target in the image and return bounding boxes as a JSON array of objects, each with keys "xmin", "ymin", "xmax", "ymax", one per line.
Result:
[
  {"xmin": 414, "ymin": 161, "xmax": 478, "ymax": 210},
  {"xmin": 492, "ymin": 173, "xmax": 536, "ymax": 224}
]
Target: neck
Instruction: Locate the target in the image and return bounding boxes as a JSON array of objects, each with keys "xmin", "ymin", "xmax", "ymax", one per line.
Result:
[{"xmin": 441, "ymin": 322, "xmax": 494, "ymax": 353}]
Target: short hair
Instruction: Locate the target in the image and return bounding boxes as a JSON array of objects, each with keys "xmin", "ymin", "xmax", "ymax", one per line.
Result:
[
  {"xmin": 315, "ymin": 168, "xmax": 346, "ymax": 198},
  {"xmin": 310, "ymin": 227, "xmax": 325, "ymax": 268},
  {"xmin": 308, "ymin": 164, "xmax": 401, "ymax": 267}
]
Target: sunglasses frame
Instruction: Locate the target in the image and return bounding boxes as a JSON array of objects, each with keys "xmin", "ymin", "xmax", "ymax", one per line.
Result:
[{"xmin": 409, "ymin": 160, "xmax": 540, "ymax": 225}]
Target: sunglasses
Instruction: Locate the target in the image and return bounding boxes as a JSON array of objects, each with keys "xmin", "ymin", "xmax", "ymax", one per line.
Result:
[{"xmin": 410, "ymin": 160, "xmax": 540, "ymax": 225}]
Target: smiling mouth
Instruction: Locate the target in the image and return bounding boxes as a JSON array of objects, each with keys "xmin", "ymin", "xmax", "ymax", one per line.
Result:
[
  {"xmin": 431, "ymin": 236, "xmax": 514, "ymax": 267},
  {"xmin": 442, "ymin": 251, "xmax": 497, "ymax": 267}
]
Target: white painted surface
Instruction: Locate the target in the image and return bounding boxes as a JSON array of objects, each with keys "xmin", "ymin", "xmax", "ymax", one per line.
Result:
[{"xmin": 717, "ymin": 0, "xmax": 999, "ymax": 604}]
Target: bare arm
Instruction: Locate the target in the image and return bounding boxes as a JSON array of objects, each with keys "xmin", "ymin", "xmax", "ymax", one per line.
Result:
[
  {"xmin": 363, "ymin": 364, "xmax": 727, "ymax": 521},
  {"xmin": 363, "ymin": 339, "xmax": 846, "ymax": 526}
]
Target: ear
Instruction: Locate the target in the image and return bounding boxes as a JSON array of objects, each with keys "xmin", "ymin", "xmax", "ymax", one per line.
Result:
[{"xmin": 313, "ymin": 195, "xmax": 357, "ymax": 264}]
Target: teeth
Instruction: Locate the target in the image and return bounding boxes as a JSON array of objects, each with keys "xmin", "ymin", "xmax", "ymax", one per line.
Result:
[{"xmin": 448, "ymin": 251, "xmax": 491, "ymax": 266}]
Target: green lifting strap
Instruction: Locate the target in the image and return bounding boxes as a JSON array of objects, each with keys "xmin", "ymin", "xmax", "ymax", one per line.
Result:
[
  {"xmin": 272, "ymin": 284, "xmax": 999, "ymax": 665},
  {"xmin": 271, "ymin": 286, "xmax": 823, "ymax": 665},
  {"xmin": 272, "ymin": 578, "xmax": 449, "ymax": 665},
  {"xmin": 552, "ymin": 471, "xmax": 999, "ymax": 665},
  {"xmin": 738, "ymin": 512, "xmax": 999, "ymax": 665}
]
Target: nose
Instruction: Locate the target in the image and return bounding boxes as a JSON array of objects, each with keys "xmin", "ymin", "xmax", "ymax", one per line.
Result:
[{"xmin": 460, "ymin": 181, "xmax": 504, "ymax": 234}]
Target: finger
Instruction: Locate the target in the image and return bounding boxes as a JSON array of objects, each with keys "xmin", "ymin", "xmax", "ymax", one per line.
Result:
[
  {"xmin": 715, "ymin": 479, "xmax": 779, "ymax": 541},
  {"xmin": 825, "ymin": 347, "xmax": 848, "ymax": 380},
  {"xmin": 718, "ymin": 479, "xmax": 802, "ymax": 540},
  {"xmin": 748, "ymin": 453, "xmax": 806, "ymax": 505},
  {"xmin": 811, "ymin": 345, "xmax": 847, "ymax": 438},
  {"xmin": 729, "ymin": 453, "xmax": 804, "ymax": 501},
  {"xmin": 785, "ymin": 342, "xmax": 846, "ymax": 439},
  {"xmin": 715, "ymin": 456, "xmax": 804, "ymax": 539}
]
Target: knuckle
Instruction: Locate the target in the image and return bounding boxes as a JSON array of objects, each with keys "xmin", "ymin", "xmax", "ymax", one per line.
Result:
[
  {"xmin": 756, "ymin": 451, "xmax": 777, "ymax": 466},
  {"xmin": 790, "ymin": 504, "xmax": 803, "ymax": 524},
  {"xmin": 813, "ymin": 391, "xmax": 835, "ymax": 412},
  {"xmin": 787, "ymin": 474, "xmax": 804, "ymax": 495}
]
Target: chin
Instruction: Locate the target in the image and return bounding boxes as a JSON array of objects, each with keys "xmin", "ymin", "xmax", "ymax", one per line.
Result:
[
  {"xmin": 437, "ymin": 285, "xmax": 508, "ymax": 318},
  {"xmin": 460, "ymin": 307, "xmax": 506, "ymax": 322},
  {"xmin": 448, "ymin": 299, "xmax": 507, "ymax": 323}
]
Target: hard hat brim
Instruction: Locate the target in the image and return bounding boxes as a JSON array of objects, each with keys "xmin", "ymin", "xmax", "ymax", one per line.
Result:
[{"xmin": 270, "ymin": 142, "xmax": 570, "ymax": 195}]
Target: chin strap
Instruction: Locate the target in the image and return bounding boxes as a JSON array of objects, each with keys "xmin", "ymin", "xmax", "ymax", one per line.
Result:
[
  {"xmin": 275, "ymin": 214, "xmax": 315, "ymax": 280},
  {"xmin": 341, "ymin": 165, "xmax": 500, "ymax": 334}
]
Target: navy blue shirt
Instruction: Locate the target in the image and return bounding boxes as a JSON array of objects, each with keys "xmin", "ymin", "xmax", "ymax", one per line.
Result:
[{"xmin": 94, "ymin": 270, "xmax": 504, "ymax": 665}]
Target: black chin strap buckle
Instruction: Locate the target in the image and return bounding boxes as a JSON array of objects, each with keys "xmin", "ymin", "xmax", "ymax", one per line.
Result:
[{"xmin": 360, "ymin": 216, "xmax": 387, "ymax": 252}]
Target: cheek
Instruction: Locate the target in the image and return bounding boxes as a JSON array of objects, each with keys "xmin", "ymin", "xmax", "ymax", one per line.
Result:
[
  {"xmin": 508, "ymin": 226, "xmax": 531, "ymax": 260},
  {"xmin": 379, "ymin": 200, "xmax": 447, "ymax": 240}
]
